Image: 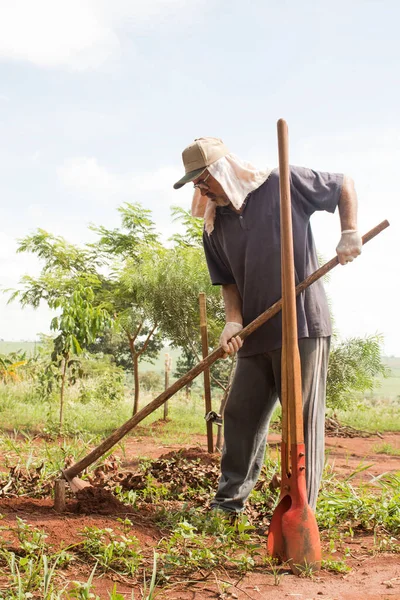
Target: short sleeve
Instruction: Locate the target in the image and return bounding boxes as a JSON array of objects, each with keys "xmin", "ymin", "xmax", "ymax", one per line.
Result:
[
  {"xmin": 202, "ymin": 231, "xmax": 236, "ymax": 285},
  {"xmin": 290, "ymin": 166, "xmax": 343, "ymax": 216}
]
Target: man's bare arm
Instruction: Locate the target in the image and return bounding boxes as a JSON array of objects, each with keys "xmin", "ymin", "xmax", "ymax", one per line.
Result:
[
  {"xmin": 222, "ymin": 284, "xmax": 243, "ymax": 324},
  {"xmin": 220, "ymin": 284, "xmax": 243, "ymax": 355},
  {"xmin": 338, "ymin": 175, "xmax": 358, "ymax": 230},
  {"xmin": 336, "ymin": 175, "xmax": 362, "ymax": 265}
]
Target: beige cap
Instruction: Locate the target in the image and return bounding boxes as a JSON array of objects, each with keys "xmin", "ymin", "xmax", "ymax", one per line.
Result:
[{"xmin": 173, "ymin": 137, "xmax": 230, "ymax": 189}]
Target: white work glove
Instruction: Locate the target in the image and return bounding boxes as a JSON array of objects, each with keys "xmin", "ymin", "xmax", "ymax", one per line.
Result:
[
  {"xmin": 219, "ymin": 322, "xmax": 243, "ymax": 356},
  {"xmin": 336, "ymin": 230, "xmax": 362, "ymax": 265}
]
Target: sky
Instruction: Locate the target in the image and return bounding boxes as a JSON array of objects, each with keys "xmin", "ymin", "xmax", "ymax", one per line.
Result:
[{"xmin": 0, "ymin": 0, "xmax": 399, "ymax": 356}]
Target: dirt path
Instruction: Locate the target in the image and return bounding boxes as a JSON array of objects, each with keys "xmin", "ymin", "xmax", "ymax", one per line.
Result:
[{"xmin": 0, "ymin": 430, "xmax": 399, "ymax": 599}]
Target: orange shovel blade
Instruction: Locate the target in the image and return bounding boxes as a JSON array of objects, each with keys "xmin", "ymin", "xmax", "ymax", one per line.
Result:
[
  {"xmin": 281, "ymin": 499, "xmax": 321, "ymax": 574},
  {"xmin": 267, "ymin": 443, "xmax": 321, "ymax": 574}
]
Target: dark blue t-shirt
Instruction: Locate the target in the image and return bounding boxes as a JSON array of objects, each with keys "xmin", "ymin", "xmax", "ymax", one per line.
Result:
[{"xmin": 203, "ymin": 166, "xmax": 343, "ymax": 356}]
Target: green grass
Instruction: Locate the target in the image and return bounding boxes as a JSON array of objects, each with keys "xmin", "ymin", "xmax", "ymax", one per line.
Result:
[
  {"xmin": 0, "ymin": 448, "xmax": 399, "ymax": 596},
  {"xmin": 0, "ymin": 380, "xmax": 220, "ymax": 439},
  {"xmin": 373, "ymin": 442, "xmax": 400, "ymax": 456},
  {"xmin": 336, "ymin": 401, "xmax": 400, "ymax": 432},
  {"xmin": 367, "ymin": 357, "xmax": 400, "ymax": 400},
  {"xmin": 0, "ymin": 341, "xmax": 39, "ymax": 356}
]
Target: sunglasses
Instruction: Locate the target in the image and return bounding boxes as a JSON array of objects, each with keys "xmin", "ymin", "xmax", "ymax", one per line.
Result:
[{"xmin": 193, "ymin": 172, "xmax": 211, "ymax": 190}]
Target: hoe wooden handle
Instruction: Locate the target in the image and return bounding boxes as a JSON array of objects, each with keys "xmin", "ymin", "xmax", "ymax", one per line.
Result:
[{"xmin": 63, "ymin": 219, "xmax": 389, "ymax": 480}]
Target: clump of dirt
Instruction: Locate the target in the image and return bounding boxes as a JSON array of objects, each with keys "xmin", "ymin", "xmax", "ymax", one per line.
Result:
[{"xmin": 74, "ymin": 486, "xmax": 129, "ymax": 515}]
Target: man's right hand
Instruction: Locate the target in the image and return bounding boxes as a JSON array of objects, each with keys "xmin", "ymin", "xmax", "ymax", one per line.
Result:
[{"xmin": 219, "ymin": 322, "xmax": 243, "ymax": 357}]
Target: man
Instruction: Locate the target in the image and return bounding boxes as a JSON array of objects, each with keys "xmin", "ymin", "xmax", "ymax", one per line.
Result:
[{"xmin": 173, "ymin": 137, "xmax": 362, "ymax": 513}]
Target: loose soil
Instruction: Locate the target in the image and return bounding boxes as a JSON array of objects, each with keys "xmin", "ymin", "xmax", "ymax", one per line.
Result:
[{"xmin": 0, "ymin": 429, "xmax": 399, "ymax": 599}]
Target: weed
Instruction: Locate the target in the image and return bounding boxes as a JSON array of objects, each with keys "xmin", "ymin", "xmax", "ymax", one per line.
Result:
[
  {"xmin": 317, "ymin": 468, "xmax": 400, "ymax": 535},
  {"xmin": 295, "ymin": 560, "xmax": 317, "ymax": 578},
  {"xmin": 69, "ymin": 563, "xmax": 100, "ymax": 599},
  {"xmin": 321, "ymin": 558, "xmax": 351, "ymax": 573},
  {"xmin": 79, "ymin": 526, "xmax": 142, "ymax": 576},
  {"xmin": 143, "ymin": 551, "xmax": 158, "ymax": 600},
  {"xmin": 264, "ymin": 556, "xmax": 285, "ymax": 585},
  {"xmin": 373, "ymin": 443, "xmax": 400, "ymax": 456}
]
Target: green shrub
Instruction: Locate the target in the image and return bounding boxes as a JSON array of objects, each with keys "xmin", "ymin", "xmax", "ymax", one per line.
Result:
[
  {"xmin": 78, "ymin": 371, "xmax": 125, "ymax": 406},
  {"xmin": 139, "ymin": 370, "xmax": 163, "ymax": 391}
]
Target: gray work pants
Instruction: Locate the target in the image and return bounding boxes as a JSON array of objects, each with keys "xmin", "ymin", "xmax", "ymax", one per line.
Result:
[{"xmin": 211, "ymin": 337, "xmax": 330, "ymax": 513}]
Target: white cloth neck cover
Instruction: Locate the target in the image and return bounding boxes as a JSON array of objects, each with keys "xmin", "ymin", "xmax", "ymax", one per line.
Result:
[{"xmin": 191, "ymin": 153, "xmax": 274, "ymax": 234}]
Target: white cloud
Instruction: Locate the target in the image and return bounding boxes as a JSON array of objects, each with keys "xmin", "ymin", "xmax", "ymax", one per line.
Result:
[
  {"xmin": 0, "ymin": 0, "xmax": 200, "ymax": 71},
  {"xmin": 57, "ymin": 156, "xmax": 191, "ymax": 206},
  {"xmin": 57, "ymin": 157, "xmax": 122, "ymax": 194},
  {"xmin": 0, "ymin": 1, "xmax": 120, "ymax": 71}
]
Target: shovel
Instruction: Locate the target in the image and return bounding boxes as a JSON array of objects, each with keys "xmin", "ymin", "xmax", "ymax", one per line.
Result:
[{"xmin": 267, "ymin": 119, "xmax": 321, "ymax": 573}]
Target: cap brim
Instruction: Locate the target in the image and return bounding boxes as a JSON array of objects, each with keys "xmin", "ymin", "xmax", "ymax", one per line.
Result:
[{"xmin": 173, "ymin": 167, "xmax": 206, "ymax": 189}]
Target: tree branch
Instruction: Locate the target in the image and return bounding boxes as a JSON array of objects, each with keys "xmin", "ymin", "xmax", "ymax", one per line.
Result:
[
  {"xmin": 131, "ymin": 320, "xmax": 144, "ymax": 345},
  {"xmin": 137, "ymin": 322, "xmax": 158, "ymax": 358}
]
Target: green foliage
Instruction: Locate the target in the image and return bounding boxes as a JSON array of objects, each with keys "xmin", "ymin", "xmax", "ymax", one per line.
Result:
[
  {"xmin": 89, "ymin": 204, "xmax": 165, "ymax": 411},
  {"xmin": 317, "ymin": 468, "xmax": 400, "ymax": 535},
  {"xmin": 169, "ymin": 206, "xmax": 204, "ymax": 248},
  {"xmin": 90, "ymin": 202, "xmax": 160, "ymax": 261},
  {"xmin": 173, "ymin": 349, "xmax": 198, "ymax": 395},
  {"xmin": 139, "ymin": 370, "xmax": 163, "ymax": 392},
  {"xmin": 79, "ymin": 526, "xmax": 142, "ymax": 576},
  {"xmin": 50, "ymin": 283, "xmax": 112, "ymax": 359},
  {"xmin": 327, "ymin": 335, "xmax": 388, "ymax": 410},
  {"xmin": 78, "ymin": 371, "xmax": 125, "ymax": 406},
  {"xmin": 156, "ymin": 515, "xmax": 259, "ymax": 578},
  {"xmin": 0, "ymin": 352, "xmax": 27, "ymax": 383}
]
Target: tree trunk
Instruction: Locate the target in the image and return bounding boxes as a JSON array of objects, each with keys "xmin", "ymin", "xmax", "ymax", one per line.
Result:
[
  {"xmin": 59, "ymin": 352, "xmax": 69, "ymax": 430},
  {"xmin": 127, "ymin": 333, "xmax": 140, "ymax": 416},
  {"xmin": 133, "ymin": 354, "xmax": 140, "ymax": 415}
]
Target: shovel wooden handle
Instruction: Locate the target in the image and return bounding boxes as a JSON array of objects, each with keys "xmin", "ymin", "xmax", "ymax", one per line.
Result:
[
  {"xmin": 278, "ymin": 118, "xmax": 304, "ymax": 444},
  {"xmin": 63, "ymin": 219, "xmax": 389, "ymax": 481}
]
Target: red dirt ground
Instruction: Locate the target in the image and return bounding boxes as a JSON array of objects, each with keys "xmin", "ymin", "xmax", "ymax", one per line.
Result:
[{"xmin": 0, "ymin": 430, "xmax": 399, "ymax": 599}]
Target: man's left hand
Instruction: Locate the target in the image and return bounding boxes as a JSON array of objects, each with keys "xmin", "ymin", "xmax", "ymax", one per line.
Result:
[{"xmin": 336, "ymin": 230, "xmax": 362, "ymax": 265}]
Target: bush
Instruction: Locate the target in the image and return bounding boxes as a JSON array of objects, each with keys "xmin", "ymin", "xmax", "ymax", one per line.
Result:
[
  {"xmin": 78, "ymin": 371, "xmax": 125, "ymax": 406},
  {"xmin": 139, "ymin": 370, "xmax": 163, "ymax": 392},
  {"xmin": 327, "ymin": 334, "xmax": 388, "ymax": 410}
]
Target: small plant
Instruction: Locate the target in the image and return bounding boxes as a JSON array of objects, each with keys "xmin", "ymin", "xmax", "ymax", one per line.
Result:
[
  {"xmin": 321, "ymin": 558, "xmax": 351, "ymax": 574},
  {"xmin": 69, "ymin": 563, "xmax": 100, "ymax": 599},
  {"xmin": 15, "ymin": 517, "xmax": 48, "ymax": 556},
  {"xmin": 264, "ymin": 556, "xmax": 285, "ymax": 586},
  {"xmin": 143, "ymin": 551, "xmax": 158, "ymax": 600},
  {"xmin": 79, "ymin": 526, "xmax": 142, "ymax": 576},
  {"xmin": 295, "ymin": 560, "xmax": 317, "ymax": 579}
]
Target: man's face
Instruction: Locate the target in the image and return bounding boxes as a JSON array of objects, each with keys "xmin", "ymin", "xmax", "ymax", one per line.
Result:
[{"xmin": 193, "ymin": 170, "xmax": 231, "ymax": 206}]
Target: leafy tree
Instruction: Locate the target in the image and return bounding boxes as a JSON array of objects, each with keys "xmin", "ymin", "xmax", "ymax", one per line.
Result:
[
  {"xmin": 89, "ymin": 203, "xmax": 164, "ymax": 414},
  {"xmin": 173, "ymin": 349, "xmax": 199, "ymax": 399},
  {"xmin": 126, "ymin": 209, "xmax": 234, "ymax": 413},
  {"xmin": 327, "ymin": 334, "xmax": 388, "ymax": 410},
  {"xmin": 49, "ymin": 282, "xmax": 112, "ymax": 426},
  {"xmin": 89, "ymin": 202, "xmax": 159, "ymax": 260},
  {"xmin": 7, "ymin": 231, "xmax": 112, "ymax": 428},
  {"xmin": 169, "ymin": 206, "xmax": 204, "ymax": 248}
]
